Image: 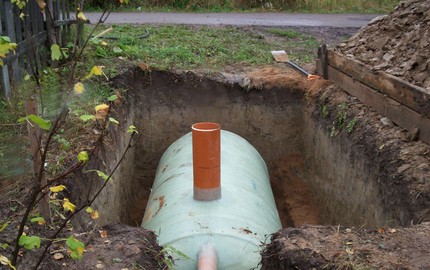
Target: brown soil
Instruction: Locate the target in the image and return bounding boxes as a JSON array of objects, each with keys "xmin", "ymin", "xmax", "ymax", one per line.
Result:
[
  {"xmin": 261, "ymin": 223, "xmax": 430, "ymax": 270},
  {"xmin": 336, "ymin": 0, "xmax": 430, "ymax": 90},
  {"xmin": 16, "ymin": 224, "xmax": 166, "ymax": 270}
]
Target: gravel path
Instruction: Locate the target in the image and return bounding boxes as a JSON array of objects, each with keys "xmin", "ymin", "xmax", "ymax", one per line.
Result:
[{"xmin": 86, "ymin": 12, "xmax": 380, "ymax": 28}]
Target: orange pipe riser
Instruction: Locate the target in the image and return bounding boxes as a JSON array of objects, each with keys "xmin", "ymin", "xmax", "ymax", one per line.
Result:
[{"xmin": 192, "ymin": 122, "xmax": 221, "ymax": 201}]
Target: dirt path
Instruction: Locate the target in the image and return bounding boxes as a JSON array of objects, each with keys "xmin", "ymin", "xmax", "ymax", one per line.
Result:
[{"xmin": 87, "ymin": 12, "xmax": 380, "ymax": 27}]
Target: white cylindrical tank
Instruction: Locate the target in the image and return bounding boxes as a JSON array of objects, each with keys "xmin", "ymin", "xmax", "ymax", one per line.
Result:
[{"xmin": 142, "ymin": 130, "xmax": 282, "ymax": 269}]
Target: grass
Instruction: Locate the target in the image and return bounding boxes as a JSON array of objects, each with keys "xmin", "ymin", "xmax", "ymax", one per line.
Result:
[
  {"xmin": 86, "ymin": 24, "xmax": 320, "ymax": 72},
  {"xmin": 86, "ymin": 0, "xmax": 399, "ymax": 14}
]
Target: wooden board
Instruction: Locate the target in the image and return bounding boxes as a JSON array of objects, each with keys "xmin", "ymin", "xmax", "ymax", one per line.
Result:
[
  {"xmin": 327, "ymin": 65, "xmax": 430, "ymax": 144},
  {"xmin": 328, "ymin": 50, "xmax": 430, "ymax": 116}
]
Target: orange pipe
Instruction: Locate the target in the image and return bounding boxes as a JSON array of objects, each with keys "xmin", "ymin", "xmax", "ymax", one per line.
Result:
[{"xmin": 192, "ymin": 122, "xmax": 221, "ymax": 201}]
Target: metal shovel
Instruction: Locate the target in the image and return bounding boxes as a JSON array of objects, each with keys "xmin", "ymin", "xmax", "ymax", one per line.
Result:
[{"xmin": 271, "ymin": 50, "xmax": 320, "ymax": 80}]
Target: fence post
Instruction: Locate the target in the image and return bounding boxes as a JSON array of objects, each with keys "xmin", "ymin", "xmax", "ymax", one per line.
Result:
[{"xmin": 25, "ymin": 96, "xmax": 51, "ymax": 220}]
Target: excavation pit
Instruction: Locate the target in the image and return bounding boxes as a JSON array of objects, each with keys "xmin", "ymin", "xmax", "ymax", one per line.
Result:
[{"xmin": 73, "ymin": 66, "xmax": 428, "ymax": 233}]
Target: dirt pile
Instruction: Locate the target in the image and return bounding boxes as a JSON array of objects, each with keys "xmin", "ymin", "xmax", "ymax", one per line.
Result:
[
  {"xmin": 261, "ymin": 224, "xmax": 430, "ymax": 270},
  {"xmin": 336, "ymin": 0, "xmax": 430, "ymax": 90}
]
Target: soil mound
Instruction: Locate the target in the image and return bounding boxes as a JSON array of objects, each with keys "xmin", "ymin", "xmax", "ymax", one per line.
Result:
[
  {"xmin": 261, "ymin": 224, "xmax": 430, "ymax": 270},
  {"xmin": 336, "ymin": 0, "xmax": 430, "ymax": 90}
]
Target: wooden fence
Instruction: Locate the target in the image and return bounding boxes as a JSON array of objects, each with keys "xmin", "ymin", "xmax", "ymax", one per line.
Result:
[{"xmin": 0, "ymin": 0, "xmax": 75, "ymax": 99}]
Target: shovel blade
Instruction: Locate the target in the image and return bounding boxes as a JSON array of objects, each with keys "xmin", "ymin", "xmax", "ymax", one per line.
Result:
[{"xmin": 271, "ymin": 50, "xmax": 289, "ymax": 62}]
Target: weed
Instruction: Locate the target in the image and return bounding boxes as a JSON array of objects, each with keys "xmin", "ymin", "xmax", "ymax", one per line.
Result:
[
  {"xmin": 336, "ymin": 103, "xmax": 348, "ymax": 129},
  {"xmin": 322, "ymin": 104, "xmax": 329, "ymax": 118},
  {"xmin": 347, "ymin": 118, "xmax": 358, "ymax": 133}
]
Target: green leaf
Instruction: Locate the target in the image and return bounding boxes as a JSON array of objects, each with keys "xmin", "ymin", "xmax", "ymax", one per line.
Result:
[
  {"xmin": 27, "ymin": 114, "xmax": 51, "ymax": 131},
  {"xmin": 51, "ymin": 44, "xmax": 61, "ymax": 61},
  {"xmin": 107, "ymin": 95, "xmax": 118, "ymax": 101},
  {"xmin": 77, "ymin": 151, "xmax": 89, "ymax": 163},
  {"xmin": 18, "ymin": 235, "xmax": 41, "ymax": 250},
  {"xmin": 66, "ymin": 236, "xmax": 85, "ymax": 260},
  {"xmin": 17, "ymin": 117, "xmax": 27, "ymax": 123},
  {"xmin": 30, "ymin": 217, "xmax": 45, "ymax": 224},
  {"xmin": 127, "ymin": 125, "xmax": 138, "ymax": 134},
  {"xmin": 1, "ymin": 243, "xmax": 9, "ymax": 249},
  {"xmin": 79, "ymin": 114, "xmax": 95, "ymax": 122},
  {"xmin": 85, "ymin": 207, "xmax": 94, "ymax": 213},
  {"xmin": 96, "ymin": 170, "xmax": 109, "ymax": 181},
  {"xmin": 109, "ymin": 117, "xmax": 119, "ymax": 125},
  {"xmin": 86, "ymin": 170, "xmax": 109, "ymax": 182},
  {"xmin": 0, "ymin": 223, "xmax": 8, "ymax": 232}
]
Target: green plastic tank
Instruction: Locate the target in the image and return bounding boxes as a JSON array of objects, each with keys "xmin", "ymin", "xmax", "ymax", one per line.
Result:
[{"xmin": 142, "ymin": 129, "xmax": 281, "ymax": 269}]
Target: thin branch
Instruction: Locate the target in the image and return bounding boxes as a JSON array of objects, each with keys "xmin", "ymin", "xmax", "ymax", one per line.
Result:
[
  {"xmin": 32, "ymin": 132, "xmax": 137, "ymax": 270},
  {"xmin": 11, "ymin": 107, "xmax": 68, "ymax": 266}
]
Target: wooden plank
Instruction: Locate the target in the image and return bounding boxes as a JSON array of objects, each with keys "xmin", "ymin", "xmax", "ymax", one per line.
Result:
[
  {"xmin": 54, "ymin": 0, "xmax": 62, "ymax": 45},
  {"xmin": 0, "ymin": 2, "xmax": 11, "ymax": 98},
  {"xmin": 13, "ymin": 5, "xmax": 25, "ymax": 80},
  {"xmin": 65, "ymin": 0, "xmax": 71, "ymax": 43},
  {"xmin": 1, "ymin": 66, "xmax": 11, "ymax": 99},
  {"xmin": 328, "ymin": 50, "xmax": 430, "ymax": 116},
  {"xmin": 4, "ymin": 0, "xmax": 20, "ymax": 83},
  {"xmin": 327, "ymin": 65, "xmax": 430, "ymax": 145}
]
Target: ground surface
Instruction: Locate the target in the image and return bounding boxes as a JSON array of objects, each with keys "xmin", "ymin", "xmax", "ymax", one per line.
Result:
[{"xmin": 87, "ymin": 12, "xmax": 379, "ymax": 28}]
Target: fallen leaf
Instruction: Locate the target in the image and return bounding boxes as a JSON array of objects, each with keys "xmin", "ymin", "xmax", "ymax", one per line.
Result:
[
  {"xmin": 95, "ymin": 104, "xmax": 109, "ymax": 121},
  {"xmin": 388, "ymin": 228, "xmax": 397, "ymax": 234},
  {"xmin": 53, "ymin": 253, "xmax": 64, "ymax": 260},
  {"xmin": 90, "ymin": 210, "xmax": 99, "ymax": 220},
  {"xmin": 99, "ymin": 230, "xmax": 108, "ymax": 238}
]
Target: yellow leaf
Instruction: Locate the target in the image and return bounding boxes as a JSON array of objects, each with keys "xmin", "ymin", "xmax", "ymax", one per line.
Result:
[
  {"xmin": 85, "ymin": 207, "xmax": 94, "ymax": 213},
  {"xmin": 95, "ymin": 104, "xmax": 109, "ymax": 112},
  {"xmin": 49, "ymin": 185, "xmax": 66, "ymax": 193},
  {"xmin": 100, "ymin": 41, "xmax": 108, "ymax": 47},
  {"xmin": 74, "ymin": 82, "xmax": 85, "ymax": 95},
  {"xmin": 77, "ymin": 11, "xmax": 87, "ymax": 21},
  {"xmin": 91, "ymin": 66, "xmax": 103, "ymax": 76},
  {"xmin": 90, "ymin": 210, "xmax": 99, "ymax": 220},
  {"xmin": 63, "ymin": 198, "xmax": 76, "ymax": 212}
]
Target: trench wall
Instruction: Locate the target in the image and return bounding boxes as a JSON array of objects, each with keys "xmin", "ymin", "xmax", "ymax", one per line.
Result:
[{"xmin": 86, "ymin": 68, "xmax": 395, "ymax": 228}]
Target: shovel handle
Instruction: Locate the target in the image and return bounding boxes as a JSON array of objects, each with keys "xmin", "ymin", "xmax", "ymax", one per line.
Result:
[{"xmin": 287, "ymin": 61, "xmax": 310, "ymax": 76}]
